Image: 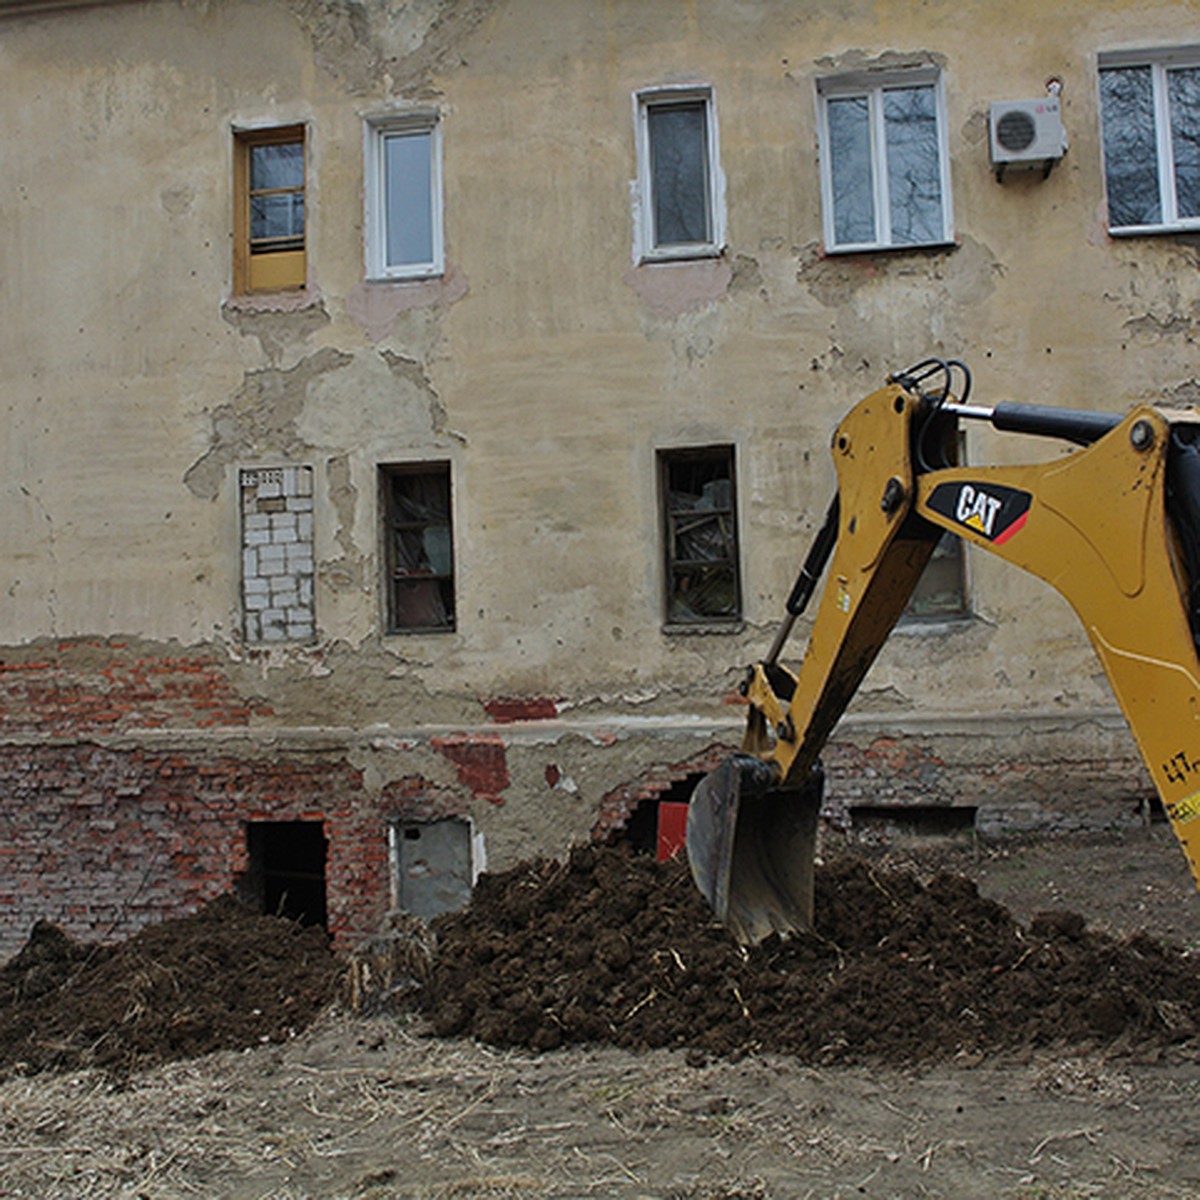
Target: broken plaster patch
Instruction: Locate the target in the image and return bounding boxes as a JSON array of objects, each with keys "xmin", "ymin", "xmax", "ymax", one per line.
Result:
[
  {"xmin": 379, "ymin": 349, "xmax": 450, "ymax": 433},
  {"xmin": 222, "ymin": 302, "xmax": 332, "ymax": 364},
  {"xmin": 286, "ymin": 0, "xmax": 498, "ymax": 96},
  {"xmin": 321, "ymin": 453, "xmax": 364, "ymax": 593},
  {"xmin": 624, "ymin": 257, "xmax": 733, "ymax": 317},
  {"xmin": 812, "ymin": 47, "xmax": 947, "ymax": 76},
  {"xmin": 183, "ymin": 348, "xmax": 352, "ymax": 501},
  {"xmin": 346, "ymin": 265, "xmax": 469, "ymax": 342}
]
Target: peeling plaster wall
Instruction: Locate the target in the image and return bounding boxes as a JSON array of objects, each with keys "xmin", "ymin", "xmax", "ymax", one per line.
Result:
[{"xmin": 4, "ymin": 0, "xmax": 1197, "ymax": 943}]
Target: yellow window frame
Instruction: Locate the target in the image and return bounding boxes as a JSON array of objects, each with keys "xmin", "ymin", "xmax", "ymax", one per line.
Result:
[{"xmin": 233, "ymin": 125, "xmax": 307, "ymax": 293}]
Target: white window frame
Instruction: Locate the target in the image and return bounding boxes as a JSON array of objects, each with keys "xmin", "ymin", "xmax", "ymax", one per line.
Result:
[
  {"xmin": 633, "ymin": 85, "xmax": 726, "ymax": 263},
  {"xmin": 816, "ymin": 68, "xmax": 954, "ymax": 254},
  {"xmin": 364, "ymin": 113, "xmax": 444, "ymax": 281},
  {"xmin": 1099, "ymin": 46, "xmax": 1200, "ymax": 235}
]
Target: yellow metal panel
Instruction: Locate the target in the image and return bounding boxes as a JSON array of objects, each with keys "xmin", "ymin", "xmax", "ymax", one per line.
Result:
[
  {"xmin": 916, "ymin": 408, "xmax": 1200, "ymax": 885},
  {"xmin": 247, "ymin": 249, "xmax": 306, "ymax": 292}
]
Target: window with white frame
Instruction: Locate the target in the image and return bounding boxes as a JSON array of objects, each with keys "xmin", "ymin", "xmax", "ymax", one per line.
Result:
[
  {"xmin": 1099, "ymin": 49, "xmax": 1200, "ymax": 234},
  {"xmin": 817, "ymin": 70, "xmax": 953, "ymax": 253},
  {"xmin": 365, "ymin": 115, "xmax": 443, "ymax": 280},
  {"xmin": 635, "ymin": 87, "xmax": 725, "ymax": 261}
]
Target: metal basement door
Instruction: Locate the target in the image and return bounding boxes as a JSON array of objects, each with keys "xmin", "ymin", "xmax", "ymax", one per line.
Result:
[{"xmin": 394, "ymin": 818, "xmax": 473, "ymax": 919}]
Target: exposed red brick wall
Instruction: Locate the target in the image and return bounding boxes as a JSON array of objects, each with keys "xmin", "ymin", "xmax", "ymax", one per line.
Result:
[
  {"xmin": 593, "ymin": 744, "xmax": 731, "ymax": 841},
  {"xmin": 431, "ymin": 733, "xmax": 510, "ymax": 805},
  {"xmin": 484, "ymin": 695, "xmax": 560, "ymax": 723},
  {"xmin": 0, "ymin": 641, "xmax": 271, "ymax": 735},
  {"xmin": 0, "ymin": 743, "xmax": 408, "ymax": 960}
]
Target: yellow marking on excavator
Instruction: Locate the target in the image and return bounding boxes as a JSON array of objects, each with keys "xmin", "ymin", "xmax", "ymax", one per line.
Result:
[{"xmin": 1167, "ymin": 792, "xmax": 1200, "ymax": 825}]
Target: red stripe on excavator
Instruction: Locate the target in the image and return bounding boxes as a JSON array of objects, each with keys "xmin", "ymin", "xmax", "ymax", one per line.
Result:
[{"xmin": 993, "ymin": 509, "xmax": 1028, "ymax": 546}]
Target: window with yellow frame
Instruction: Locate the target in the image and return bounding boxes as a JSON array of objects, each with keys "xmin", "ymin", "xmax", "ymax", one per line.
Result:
[{"xmin": 233, "ymin": 125, "xmax": 306, "ymax": 293}]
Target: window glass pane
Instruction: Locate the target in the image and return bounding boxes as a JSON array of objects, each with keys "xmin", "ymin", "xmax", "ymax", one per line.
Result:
[
  {"xmin": 386, "ymin": 467, "xmax": 454, "ymax": 632},
  {"xmin": 906, "ymin": 532, "xmax": 967, "ymax": 618},
  {"xmin": 384, "ymin": 129, "xmax": 435, "ymax": 268},
  {"xmin": 1101, "ymin": 66, "xmax": 1161, "ymax": 228},
  {"xmin": 663, "ymin": 450, "xmax": 739, "ymax": 623},
  {"xmin": 250, "ymin": 193, "xmax": 304, "ymax": 245},
  {"xmin": 1170, "ymin": 66, "xmax": 1200, "ymax": 219},
  {"xmin": 648, "ymin": 101, "xmax": 711, "ymax": 246},
  {"xmin": 250, "ymin": 141, "xmax": 303, "ymax": 191},
  {"xmin": 884, "ymin": 85, "xmax": 943, "ymax": 244},
  {"xmin": 827, "ymin": 95, "xmax": 875, "ymax": 245}
]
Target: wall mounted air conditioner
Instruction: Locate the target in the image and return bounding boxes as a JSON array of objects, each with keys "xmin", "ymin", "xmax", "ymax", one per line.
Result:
[{"xmin": 989, "ymin": 98, "xmax": 1068, "ymax": 178}]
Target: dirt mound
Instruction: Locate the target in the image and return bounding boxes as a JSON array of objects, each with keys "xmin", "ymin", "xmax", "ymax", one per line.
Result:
[
  {"xmin": 4, "ymin": 846, "xmax": 1198, "ymax": 1080},
  {"xmin": 0, "ymin": 896, "xmax": 342, "ymax": 1077},
  {"xmin": 419, "ymin": 846, "xmax": 1200, "ymax": 1064}
]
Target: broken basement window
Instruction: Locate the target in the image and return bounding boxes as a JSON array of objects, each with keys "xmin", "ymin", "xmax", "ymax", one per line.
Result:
[{"xmin": 659, "ymin": 445, "xmax": 741, "ymax": 625}]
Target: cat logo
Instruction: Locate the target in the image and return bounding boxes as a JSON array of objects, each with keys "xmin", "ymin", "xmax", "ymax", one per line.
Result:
[
  {"xmin": 956, "ymin": 485, "xmax": 1003, "ymax": 537},
  {"xmin": 926, "ymin": 481, "xmax": 1032, "ymax": 545}
]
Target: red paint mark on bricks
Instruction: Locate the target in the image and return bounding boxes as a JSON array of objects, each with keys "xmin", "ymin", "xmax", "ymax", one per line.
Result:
[
  {"xmin": 484, "ymin": 696, "xmax": 560, "ymax": 723},
  {"xmin": 432, "ymin": 733, "xmax": 510, "ymax": 804}
]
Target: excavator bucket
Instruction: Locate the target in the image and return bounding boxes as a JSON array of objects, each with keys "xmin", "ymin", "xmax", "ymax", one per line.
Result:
[{"xmin": 686, "ymin": 756, "xmax": 822, "ymax": 944}]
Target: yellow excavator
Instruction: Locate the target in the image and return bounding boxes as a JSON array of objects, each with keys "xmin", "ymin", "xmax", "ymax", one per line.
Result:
[{"xmin": 686, "ymin": 358, "xmax": 1200, "ymax": 943}]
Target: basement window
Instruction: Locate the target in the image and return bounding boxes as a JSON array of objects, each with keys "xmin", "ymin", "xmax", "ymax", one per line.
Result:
[
  {"xmin": 850, "ymin": 804, "xmax": 977, "ymax": 841},
  {"xmin": 381, "ymin": 462, "xmax": 455, "ymax": 633},
  {"xmin": 234, "ymin": 125, "xmax": 306, "ymax": 293},
  {"xmin": 243, "ymin": 820, "xmax": 328, "ymax": 928},
  {"xmin": 659, "ymin": 446, "xmax": 741, "ymax": 626}
]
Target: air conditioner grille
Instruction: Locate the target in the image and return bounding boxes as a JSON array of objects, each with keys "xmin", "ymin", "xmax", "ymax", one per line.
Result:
[{"xmin": 996, "ymin": 109, "xmax": 1036, "ymax": 152}]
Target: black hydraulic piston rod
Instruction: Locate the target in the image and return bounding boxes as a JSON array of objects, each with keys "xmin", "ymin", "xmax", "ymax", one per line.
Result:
[
  {"xmin": 764, "ymin": 493, "xmax": 840, "ymax": 667},
  {"xmin": 943, "ymin": 400, "xmax": 1123, "ymax": 447}
]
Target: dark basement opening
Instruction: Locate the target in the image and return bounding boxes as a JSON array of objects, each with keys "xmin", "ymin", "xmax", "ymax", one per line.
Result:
[
  {"xmin": 850, "ymin": 803, "xmax": 978, "ymax": 841},
  {"xmin": 616, "ymin": 774, "xmax": 701, "ymax": 861},
  {"xmin": 244, "ymin": 820, "xmax": 328, "ymax": 928}
]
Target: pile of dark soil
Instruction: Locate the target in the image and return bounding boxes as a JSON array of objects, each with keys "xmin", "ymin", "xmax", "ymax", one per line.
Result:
[
  {"xmin": 0, "ymin": 896, "xmax": 341, "ymax": 1077},
  {"xmin": 5, "ymin": 846, "xmax": 1198, "ymax": 1079},
  {"xmin": 420, "ymin": 846, "xmax": 1200, "ymax": 1065}
]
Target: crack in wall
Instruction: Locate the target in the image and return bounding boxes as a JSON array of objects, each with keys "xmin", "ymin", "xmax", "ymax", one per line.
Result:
[{"xmin": 380, "ymin": 349, "xmax": 449, "ymax": 433}]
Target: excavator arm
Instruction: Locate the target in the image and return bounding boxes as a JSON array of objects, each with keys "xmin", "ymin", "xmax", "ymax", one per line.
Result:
[{"xmin": 687, "ymin": 361, "xmax": 1200, "ymax": 943}]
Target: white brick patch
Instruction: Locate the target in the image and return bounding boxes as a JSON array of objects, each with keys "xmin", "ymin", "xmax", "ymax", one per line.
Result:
[{"xmin": 240, "ymin": 465, "xmax": 315, "ymax": 643}]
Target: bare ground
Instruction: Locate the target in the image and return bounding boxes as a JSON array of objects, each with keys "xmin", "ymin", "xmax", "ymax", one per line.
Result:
[{"xmin": 2, "ymin": 824, "xmax": 1200, "ymax": 1200}]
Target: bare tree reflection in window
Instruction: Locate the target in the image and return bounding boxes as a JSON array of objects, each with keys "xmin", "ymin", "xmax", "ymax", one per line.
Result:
[
  {"xmin": 828, "ymin": 95, "xmax": 875, "ymax": 245},
  {"xmin": 884, "ymin": 86, "xmax": 943, "ymax": 245},
  {"xmin": 1170, "ymin": 66, "xmax": 1200, "ymax": 220},
  {"xmin": 1101, "ymin": 66, "xmax": 1161, "ymax": 228},
  {"xmin": 648, "ymin": 102, "xmax": 711, "ymax": 247}
]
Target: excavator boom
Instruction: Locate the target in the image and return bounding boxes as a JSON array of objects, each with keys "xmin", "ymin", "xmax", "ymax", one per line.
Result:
[{"xmin": 687, "ymin": 360, "xmax": 1200, "ymax": 942}]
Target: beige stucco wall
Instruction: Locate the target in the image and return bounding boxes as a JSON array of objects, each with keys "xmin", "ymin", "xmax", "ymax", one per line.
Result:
[{"xmin": 4, "ymin": 0, "xmax": 1199, "ymax": 845}]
